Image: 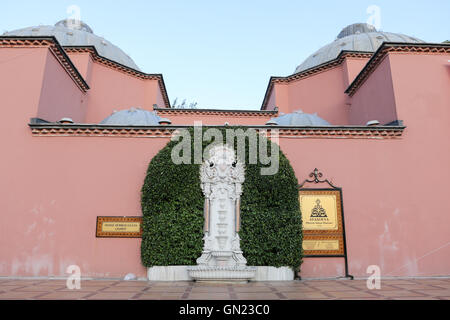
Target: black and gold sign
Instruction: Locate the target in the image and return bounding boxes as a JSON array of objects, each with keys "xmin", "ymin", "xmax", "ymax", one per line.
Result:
[{"xmin": 299, "ymin": 189, "xmax": 345, "ymax": 256}]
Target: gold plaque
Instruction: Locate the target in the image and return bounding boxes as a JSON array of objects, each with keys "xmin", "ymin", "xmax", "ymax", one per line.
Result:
[
  {"xmin": 299, "ymin": 189, "xmax": 345, "ymax": 256},
  {"xmin": 302, "ymin": 236, "xmax": 345, "ymax": 256},
  {"xmin": 96, "ymin": 217, "xmax": 143, "ymax": 238},
  {"xmin": 303, "ymin": 240, "xmax": 340, "ymax": 251},
  {"xmin": 102, "ymin": 222, "xmax": 141, "ymax": 233},
  {"xmin": 299, "ymin": 189, "xmax": 343, "ymax": 235},
  {"xmin": 300, "ymin": 194, "xmax": 338, "ymax": 231}
]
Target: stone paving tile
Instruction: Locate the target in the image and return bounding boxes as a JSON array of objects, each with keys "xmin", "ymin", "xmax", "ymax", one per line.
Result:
[
  {"xmin": 234, "ymin": 292, "xmax": 283, "ymax": 300},
  {"xmin": 146, "ymin": 286, "xmax": 189, "ymax": 293},
  {"xmin": 304, "ymin": 285, "xmax": 359, "ymax": 292},
  {"xmin": 282, "ymin": 292, "xmax": 330, "ymax": 299},
  {"xmin": 381, "ymin": 279, "xmax": 421, "ymax": 285},
  {"xmin": 346, "ymin": 284, "xmax": 400, "ymax": 291},
  {"xmin": 12, "ymin": 286, "xmax": 61, "ymax": 292},
  {"xmin": 37, "ymin": 291, "xmax": 93, "ymax": 300},
  {"xmin": 232, "ymin": 282, "xmax": 272, "ymax": 287},
  {"xmin": 100, "ymin": 286, "xmax": 148, "ymax": 292},
  {"xmin": 187, "ymin": 293, "xmax": 232, "ymax": 300},
  {"xmin": 391, "ymin": 284, "xmax": 444, "ymax": 290},
  {"xmin": 432, "ymin": 284, "xmax": 450, "ymax": 289},
  {"xmin": 35, "ymin": 280, "xmax": 68, "ymax": 286},
  {"xmin": 412, "ymin": 279, "xmax": 450, "ymax": 284},
  {"xmin": 192, "ymin": 283, "xmax": 231, "ymax": 287},
  {"xmin": 56, "ymin": 286, "xmax": 105, "ymax": 292},
  {"xmin": 391, "ymin": 296, "xmax": 440, "ymax": 300},
  {"xmin": 148, "ymin": 282, "xmax": 190, "ymax": 287},
  {"xmin": 81, "ymin": 281, "xmax": 120, "ymax": 286},
  {"xmin": 372, "ymin": 290, "xmax": 427, "ymax": 298},
  {"xmin": 0, "ymin": 278, "xmax": 448, "ymax": 300},
  {"xmin": 416, "ymin": 289, "xmax": 450, "ymax": 297},
  {"xmin": 233, "ymin": 286, "xmax": 275, "ymax": 293},
  {"xmin": 0, "ymin": 291, "xmax": 48, "ymax": 299},
  {"xmin": 1, "ymin": 280, "xmax": 43, "ymax": 286},
  {"xmin": 275, "ymin": 286, "xmax": 320, "ymax": 293},
  {"xmin": 265, "ymin": 281, "xmax": 303, "ymax": 286},
  {"xmin": 0, "ymin": 285, "xmax": 30, "ymax": 291},
  {"xmin": 190, "ymin": 286, "xmax": 231, "ymax": 293},
  {"xmin": 338, "ymin": 297, "xmax": 391, "ymax": 300},
  {"xmin": 114, "ymin": 281, "xmax": 150, "ymax": 287},
  {"xmin": 136, "ymin": 292, "xmax": 185, "ymax": 300},
  {"xmin": 326, "ymin": 290, "xmax": 380, "ymax": 298},
  {"xmin": 87, "ymin": 292, "xmax": 139, "ymax": 300}
]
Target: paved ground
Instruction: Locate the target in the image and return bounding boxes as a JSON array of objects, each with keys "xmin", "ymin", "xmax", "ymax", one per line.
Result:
[{"xmin": 0, "ymin": 278, "xmax": 449, "ymax": 300}]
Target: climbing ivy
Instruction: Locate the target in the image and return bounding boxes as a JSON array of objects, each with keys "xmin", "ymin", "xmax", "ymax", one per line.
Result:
[{"xmin": 140, "ymin": 127, "xmax": 303, "ymax": 273}]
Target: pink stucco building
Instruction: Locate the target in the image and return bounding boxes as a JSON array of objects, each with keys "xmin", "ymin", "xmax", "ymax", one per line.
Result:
[{"xmin": 0, "ymin": 21, "xmax": 449, "ymax": 280}]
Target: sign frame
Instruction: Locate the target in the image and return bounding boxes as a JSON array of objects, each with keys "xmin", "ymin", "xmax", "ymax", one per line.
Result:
[
  {"xmin": 299, "ymin": 168, "xmax": 353, "ymax": 279},
  {"xmin": 96, "ymin": 216, "xmax": 143, "ymax": 238}
]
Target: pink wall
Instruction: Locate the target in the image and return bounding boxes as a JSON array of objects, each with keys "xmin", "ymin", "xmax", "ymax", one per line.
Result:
[
  {"xmin": 342, "ymin": 58, "xmax": 370, "ymax": 87},
  {"xmin": 270, "ymin": 83, "xmax": 289, "ymax": 114},
  {"xmin": 264, "ymin": 86, "xmax": 277, "ymax": 111},
  {"xmin": 82, "ymin": 61, "xmax": 162, "ymax": 124},
  {"xmin": 67, "ymin": 52, "xmax": 94, "ymax": 86},
  {"xmin": 162, "ymin": 113, "xmax": 274, "ymax": 126},
  {"xmin": 37, "ymin": 51, "xmax": 88, "ymax": 123},
  {"xmin": 286, "ymin": 65, "xmax": 349, "ymax": 124},
  {"xmin": 0, "ymin": 132, "xmax": 169, "ymax": 278},
  {"xmin": 267, "ymin": 59, "xmax": 368, "ymax": 125},
  {"xmin": 154, "ymin": 83, "xmax": 166, "ymax": 110},
  {"xmin": 349, "ymin": 55, "xmax": 397, "ymax": 125},
  {"xmin": 0, "ymin": 47, "xmax": 47, "ymax": 125},
  {"xmin": 280, "ymin": 133, "xmax": 450, "ymax": 278},
  {"xmin": 389, "ymin": 53, "xmax": 450, "ymax": 128},
  {"xmin": 1, "ymin": 46, "xmax": 449, "ymax": 280},
  {"xmin": 2, "ymin": 123, "xmax": 449, "ymax": 279}
]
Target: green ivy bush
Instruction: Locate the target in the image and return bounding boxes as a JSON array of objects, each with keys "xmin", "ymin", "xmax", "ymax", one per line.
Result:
[{"xmin": 141, "ymin": 127, "xmax": 303, "ymax": 272}]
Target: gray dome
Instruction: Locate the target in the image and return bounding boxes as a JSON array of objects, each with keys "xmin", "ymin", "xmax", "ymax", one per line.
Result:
[
  {"xmin": 100, "ymin": 108, "xmax": 167, "ymax": 125},
  {"xmin": 3, "ymin": 20, "xmax": 140, "ymax": 70},
  {"xmin": 266, "ymin": 110, "xmax": 331, "ymax": 126},
  {"xmin": 294, "ymin": 23, "xmax": 424, "ymax": 73}
]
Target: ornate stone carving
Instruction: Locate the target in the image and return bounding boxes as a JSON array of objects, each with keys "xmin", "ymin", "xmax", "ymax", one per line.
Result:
[{"xmin": 188, "ymin": 144, "xmax": 255, "ymax": 281}]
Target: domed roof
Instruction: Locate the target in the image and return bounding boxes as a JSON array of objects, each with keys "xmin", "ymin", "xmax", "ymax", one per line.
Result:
[
  {"xmin": 3, "ymin": 19, "xmax": 140, "ymax": 70},
  {"xmin": 100, "ymin": 108, "xmax": 169, "ymax": 125},
  {"xmin": 294, "ymin": 23, "xmax": 425, "ymax": 74},
  {"xmin": 266, "ymin": 110, "xmax": 331, "ymax": 126}
]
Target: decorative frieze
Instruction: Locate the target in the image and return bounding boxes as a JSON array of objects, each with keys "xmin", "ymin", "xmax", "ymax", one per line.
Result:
[{"xmin": 29, "ymin": 124, "xmax": 405, "ymax": 139}]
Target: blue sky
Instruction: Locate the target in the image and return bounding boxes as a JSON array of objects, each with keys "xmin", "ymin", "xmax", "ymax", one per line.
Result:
[{"xmin": 1, "ymin": 0, "xmax": 449, "ymax": 110}]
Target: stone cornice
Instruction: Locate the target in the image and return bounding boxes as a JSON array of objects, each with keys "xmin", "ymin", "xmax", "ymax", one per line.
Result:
[
  {"xmin": 153, "ymin": 107, "xmax": 278, "ymax": 117},
  {"xmin": 345, "ymin": 43, "xmax": 450, "ymax": 96},
  {"xmin": 260, "ymin": 51, "xmax": 373, "ymax": 110},
  {"xmin": 62, "ymin": 46, "xmax": 171, "ymax": 108},
  {"xmin": 29, "ymin": 123, "xmax": 405, "ymax": 139},
  {"xmin": 0, "ymin": 36, "xmax": 90, "ymax": 92}
]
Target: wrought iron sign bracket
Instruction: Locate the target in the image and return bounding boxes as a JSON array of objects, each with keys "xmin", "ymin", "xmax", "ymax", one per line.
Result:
[{"xmin": 299, "ymin": 168, "xmax": 339, "ymax": 189}]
